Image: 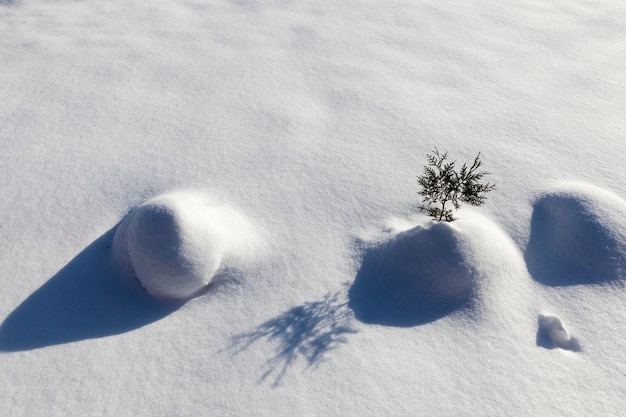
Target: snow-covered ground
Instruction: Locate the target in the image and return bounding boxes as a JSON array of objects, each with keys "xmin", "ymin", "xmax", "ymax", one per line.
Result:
[{"xmin": 1, "ymin": 0, "xmax": 625, "ymax": 415}]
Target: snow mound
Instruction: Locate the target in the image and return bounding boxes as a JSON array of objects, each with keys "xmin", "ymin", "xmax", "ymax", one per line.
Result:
[
  {"xmin": 537, "ymin": 314, "xmax": 581, "ymax": 352},
  {"xmin": 525, "ymin": 182, "xmax": 626, "ymax": 286},
  {"xmin": 111, "ymin": 190, "xmax": 263, "ymax": 299},
  {"xmin": 349, "ymin": 211, "xmax": 523, "ymax": 326}
]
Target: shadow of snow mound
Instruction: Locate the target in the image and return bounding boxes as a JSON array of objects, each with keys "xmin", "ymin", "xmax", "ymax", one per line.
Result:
[
  {"xmin": 0, "ymin": 227, "xmax": 183, "ymax": 352},
  {"xmin": 230, "ymin": 288, "xmax": 356, "ymax": 386},
  {"xmin": 525, "ymin": 182, "xmax": 626, "ymax": 286},
  {"xmin": 349, "ymin": 220, "xmax": 476, "ymax": 327}
]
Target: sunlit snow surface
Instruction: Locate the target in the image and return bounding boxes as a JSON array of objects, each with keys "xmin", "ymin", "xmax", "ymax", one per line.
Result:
[{"xmin": 1, "ymin": 0, "xmax": 626, "ymax": 415}]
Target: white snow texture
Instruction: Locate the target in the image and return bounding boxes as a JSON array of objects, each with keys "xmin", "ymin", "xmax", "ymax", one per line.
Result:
[{"xmin": 2, "ymin": 0, "xmax": 626, "ymax": 415}]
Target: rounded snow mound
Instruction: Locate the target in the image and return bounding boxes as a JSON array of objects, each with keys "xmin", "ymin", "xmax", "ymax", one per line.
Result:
[
  {"xmin": 525, "ymin": 182, "xmax": 626, "ymax": 286},
  {"xmin": 349, "ymin": 211, "xmax": 524, "ymax": 326},
  {"xmin": 112, "ymin": 190, "xmax": 263, "ymax": 299}
]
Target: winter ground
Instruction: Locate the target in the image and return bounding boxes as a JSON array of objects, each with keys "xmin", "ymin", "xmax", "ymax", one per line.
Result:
[{"xmin": 1, "ymin": 0, "xmax": 626, "ymax": 415}]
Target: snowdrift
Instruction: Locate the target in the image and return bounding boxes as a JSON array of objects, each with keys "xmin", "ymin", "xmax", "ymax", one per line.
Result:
[
  {"xmin": 112, "ymin": 190, "xmax": 263, "ymax": 299},
  {"xmin": 525, "ymin": 182, "xmax": 626, "ymax": 286},
  {"xmin": 349, "ymin": 211, "xmax": 525, "ymax": 326}
]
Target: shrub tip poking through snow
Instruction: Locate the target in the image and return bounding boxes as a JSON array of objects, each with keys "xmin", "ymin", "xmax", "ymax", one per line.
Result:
[
  {"xmin": 111, "ymin": 190, "xmax": 263, "ymax": 299},
  {"xmin": 417, "ymin": 149, "xmax": 496, "ymax": 222}
]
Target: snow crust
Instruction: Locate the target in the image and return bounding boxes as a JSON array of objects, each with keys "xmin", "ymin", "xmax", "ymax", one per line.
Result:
[
  {"xmin": 525, "ymin": 182, "xmax": 626, "ymax": 286},
  {"xmin": 112, "ymin": 190, "xmax": 263, "ymax": 299}
]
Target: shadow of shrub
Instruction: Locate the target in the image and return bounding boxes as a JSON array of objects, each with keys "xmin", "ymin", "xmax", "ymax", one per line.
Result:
[{"xmin": 229, "ymin": 287, "xmax": 356, "ymax": 386}]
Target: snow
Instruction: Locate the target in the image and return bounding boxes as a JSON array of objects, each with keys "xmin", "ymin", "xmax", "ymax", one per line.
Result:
[
  {"xmin": 349, "ymin": 211, "xmax": 525, "ymax": 326},
  {"xmin": 0, "ymin": 227, "xmax": 183, "ymax": 351},
  {"xmin": 351, "ymin": 219, "xmax": 476, "ymax": 326},
  {"xmin": 525, "ymin": 182, "xmax": 626, "ymax": 286},
  {"xmin": 537, "ymin": 313, "xmax": 581, "ymax": 352},
  {"xmin": 2, "ymin": 0, "xmax": 626, "ymax": 415},
  {"xmin": 111, "ymin": 190, "xmax": 264, "ymax": 299}
]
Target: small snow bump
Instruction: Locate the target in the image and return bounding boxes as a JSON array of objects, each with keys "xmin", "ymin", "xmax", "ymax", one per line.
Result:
[{"xmin": 537, "ymin": 313, "xmax": 581, "ymax": 352}]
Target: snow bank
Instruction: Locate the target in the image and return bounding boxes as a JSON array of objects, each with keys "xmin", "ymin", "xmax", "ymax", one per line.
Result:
[
  {"xmin": 111, "ymin": 190, "xmax": 263, "ymax": 299},
  {"xmin": 525, "ymin": 182, "xmax": 626, "ymax": 286},
  {"xmin": 349, "ymin": 211, "xmax": 525, "ymax": 326},
  {"xmin": 537, "ymin": 313, "xmax": 581, "ymax": 352}
]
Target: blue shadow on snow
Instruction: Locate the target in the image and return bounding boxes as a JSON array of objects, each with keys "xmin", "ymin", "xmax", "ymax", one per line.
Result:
[
  {"xmin": 0, "ymin": 227, "xmax": 183, "ymax": 352},
  {"xmin": 348, "ymin": 243, "xmax": 473, "ymax": 327},
  {"xmin": 229, "ymin": 287, "xmax": 356, "ymax": 387},
  {"xmin": 524, "ymin": 193, "xmax": 625, "ymax": 287}
]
